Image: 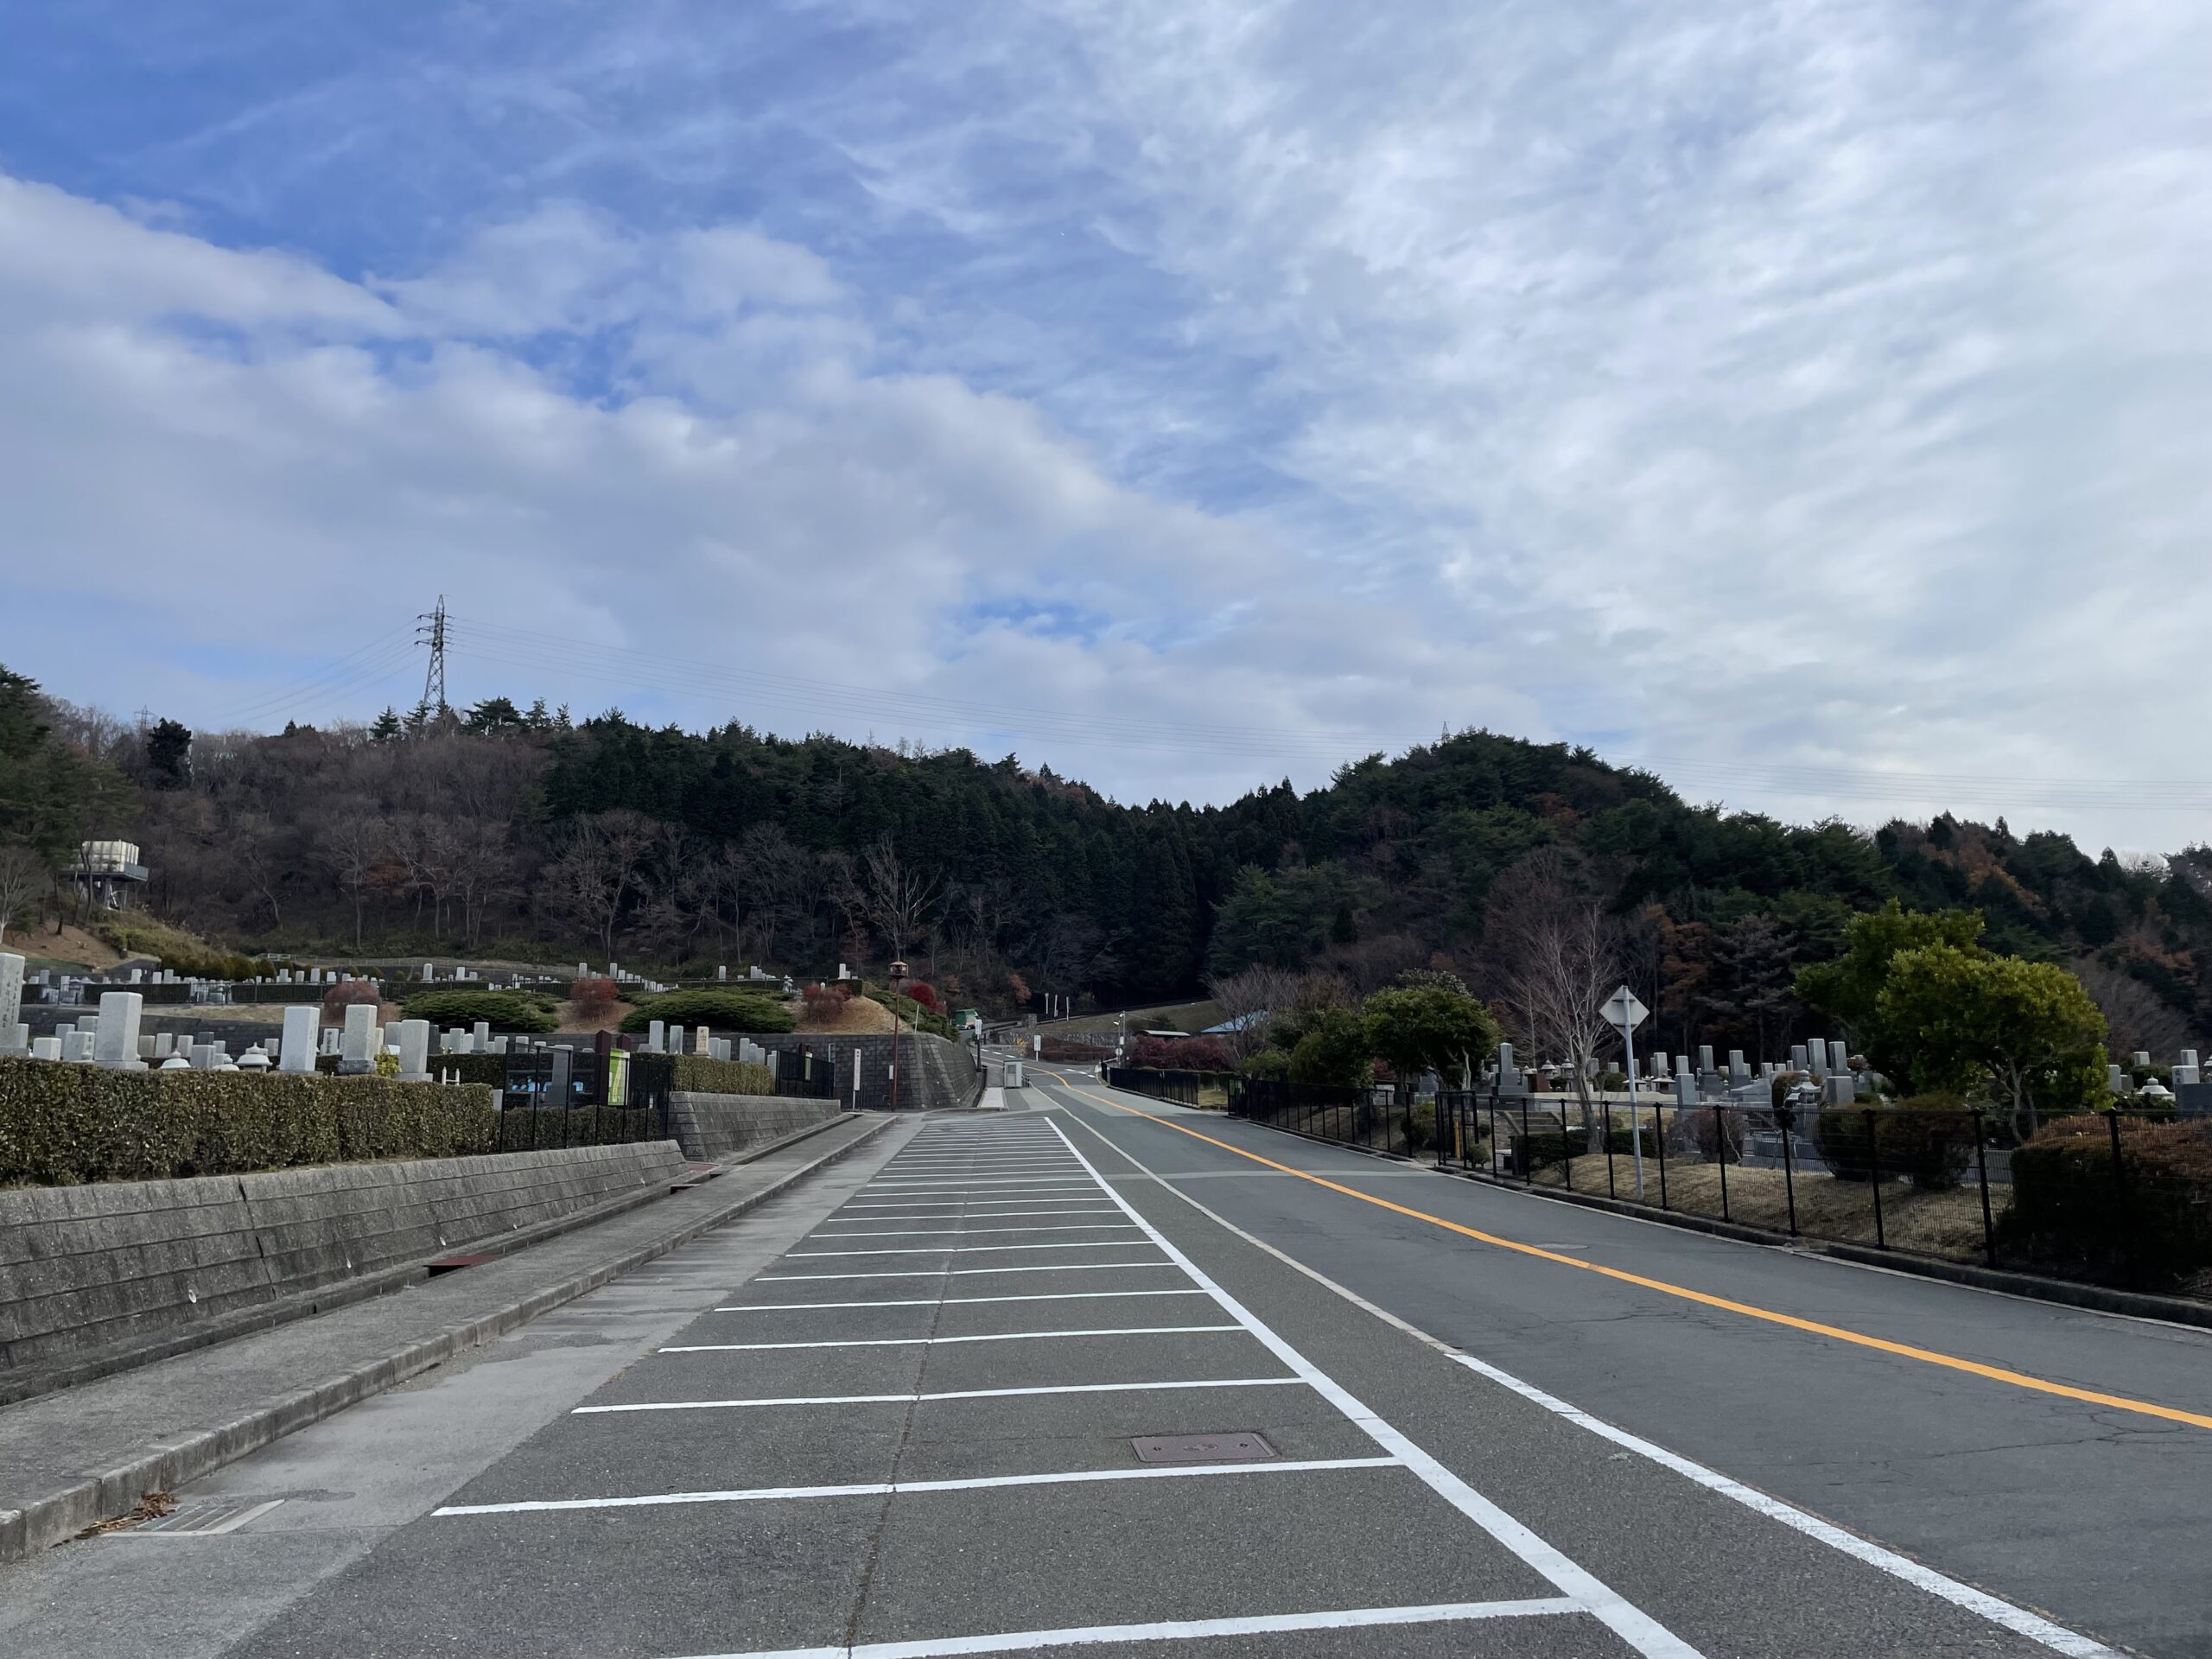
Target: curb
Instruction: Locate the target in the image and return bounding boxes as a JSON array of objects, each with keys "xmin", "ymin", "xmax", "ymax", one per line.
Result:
[{"xmin": 0, "ymin": 1116, "xmax": 895, "ymax": 1563}]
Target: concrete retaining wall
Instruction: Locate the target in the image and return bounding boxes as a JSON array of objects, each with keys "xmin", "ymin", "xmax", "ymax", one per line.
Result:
[
  {"xmin": 669, "ymin": 1091, "xmax": 843, "ymax": 1160},
  {"xmin": 0, "ymin": 1141, "xmax": 687, "ymax": 1381}
]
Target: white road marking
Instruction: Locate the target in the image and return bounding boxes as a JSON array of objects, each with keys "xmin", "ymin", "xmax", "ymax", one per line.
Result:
[
  {"xmin": 758, "ymin": 1262, "xmax": 1179, "ymax": 1281},
  {"xmin": 716, "ymin": 1290, "xmax": 1211, "ymax": 1310},
  {"xmin": 785, "ymin": 1241, "xmax": 1156, "ymax": 1258},
  {"xmin": 810, "ymin": 1225, "xmax": 1141, "ymax": 1238},
  {"xmin": 1446, "ymin": 1352, "xmax": 2122, "ymax": 1658},
  {"xmin": 1053, "ymin": 1090, "xmax": 2128, "ymax": 1659},
  {"xmin": 1042, "ymin": 1117, "xmax": 1703, "ymax": 1659},
  {"xmin": 832, "ymin": 1205, "xmax": 1124, "ymax": 1217},
  {"xmin": 433, "ymin": 1456, "xmax": 1398, "ymax": 1516},
  {"xmin": 661, "ymin": 1325, "xmax": 1241, "ymax": 1352},
  {"xmin": 664, "ymin": 1599, "xmax": 1584, "ymax": 1659},
  {"xmin": 574, "ymin": 1377, "xmax": 1306, "ymax": 1413}
]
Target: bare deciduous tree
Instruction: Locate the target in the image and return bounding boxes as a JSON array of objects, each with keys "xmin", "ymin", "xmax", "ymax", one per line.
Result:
[
  {"xmin": 1480, "ymin": 848, "xmax": 1624, "ymax": 1142},
  {"xmin": 1203, "ymin": 964, "xmax": 1302, "ymax": 1061},
  {"xmin": 540, "ymin": 810, "xmax": 656, "ymax": 957},
  {"xmin": 861, "ymin": 836, "xmax": 943, "ymax": 962},
  {"xmin": 312, "ymin": 806, "xmax": 386, "ymax": 950},
  {"xmin": 0, "ymin": 844, "xmax": 48, "ymax": 944}
]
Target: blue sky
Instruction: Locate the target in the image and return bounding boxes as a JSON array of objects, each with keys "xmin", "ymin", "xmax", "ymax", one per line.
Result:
[{"xmin": 2, "ymin": 3, "xmax": 2209, "ymax": 848}]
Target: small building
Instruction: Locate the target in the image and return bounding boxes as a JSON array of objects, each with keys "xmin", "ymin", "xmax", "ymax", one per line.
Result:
[{"xmin": 66, "ymin": 840, "xmax": 150, "ymax": 912}]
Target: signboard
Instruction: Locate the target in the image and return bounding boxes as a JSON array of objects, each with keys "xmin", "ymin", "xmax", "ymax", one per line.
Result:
[{"xmin": 1600, "ymin": 985, "xmax": 1649, "ymax": 1031}]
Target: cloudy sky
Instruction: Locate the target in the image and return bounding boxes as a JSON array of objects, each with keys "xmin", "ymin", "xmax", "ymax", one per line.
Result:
[{"xmin": 3, "ymin": 3, "xmax": 2208, "ymax": 848}]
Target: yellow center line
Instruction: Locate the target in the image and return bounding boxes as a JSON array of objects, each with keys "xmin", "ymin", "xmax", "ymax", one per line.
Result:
[{"xmin": 1036, "ymin": 1070, "xmax": 2212, "ymax": 1434}]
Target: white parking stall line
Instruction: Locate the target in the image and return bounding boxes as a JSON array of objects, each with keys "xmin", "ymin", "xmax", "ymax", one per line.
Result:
[
  {"xmin": 716, "ymin": 1290, "xmax": 1213, "ymax": 1311},
  {"xmin": 434, "ymin": 1457, "xmax": 1400, "ymax": 1516},
  {"xmin": 759, "ymin": 1262, "xmax": 1181, "ymax": 1281},
  {"xmin": 575, "ymin": 1376, "xmax": 1307, "ymax": 1413},
  {"xmin": 1042, "ymin": 1120, "xmax": 1704, "ymax": 1659},
  {"xmin": 661, "ymin": 1599, "xmax": 1586, "ymax": 1659},
  {"xmin": 864, "ymin": 1179, "xmax": 1099, "ymax": 1189},
  {"xmin": 832, "ymin": 1206, "xmax": 1125, "ymax": 1218},
  {"xmin": 785, "ymin": 1241, "xmax": 1154, "ymax": 1258},
  {"xmin": 1445, "ymin": 1353, "xmax": 2120, "ymax": 1658},
  {"xmin": 810, "ymin": 1225, "xmax": 1142, "ymax": 1238},
  {"xmin": 662, "ymin": 1325, "xmax": 1241, "ymax": 1352}
]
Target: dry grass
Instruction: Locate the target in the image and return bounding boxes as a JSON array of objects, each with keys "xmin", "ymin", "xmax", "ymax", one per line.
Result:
[
  {"xmin": 76, "ymin": 1491, "xmax": 175, "ymax": 1539},
  {"xmin": 797, "ymin": 995, "xmax": 897, "ymax": 1034},
  {"xmin": 1542, "ymin": 1156, "xmax": 1999, "ymax": 1261},
  {"xmin": 557, "ymin": 998, "xmax": 632, "ymax": 1033}
]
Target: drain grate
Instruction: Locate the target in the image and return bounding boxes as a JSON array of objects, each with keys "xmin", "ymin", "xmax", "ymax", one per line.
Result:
[
  {"xmin": 1132, "ymin": 1432, "xmax": 1277, "ymax": 1465},
  {"xmin": 128, "ymin": 1497, "xmax": 286, "ymax": 1536}
]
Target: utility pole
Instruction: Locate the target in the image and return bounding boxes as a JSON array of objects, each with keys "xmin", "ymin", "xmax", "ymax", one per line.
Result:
[{"xmin": 416, "ymin": 595, "xmax": 450, "ymax": 718}]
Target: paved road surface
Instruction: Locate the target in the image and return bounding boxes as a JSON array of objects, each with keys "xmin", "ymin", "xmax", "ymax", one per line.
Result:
[{"xmin": 3, "ymin": 1085, "xmax": 2202, "ymax": 1658}]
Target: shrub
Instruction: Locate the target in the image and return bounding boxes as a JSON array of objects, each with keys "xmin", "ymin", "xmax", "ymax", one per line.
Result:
[
  {"xmin": 905, "ymin": 980, "xmax": 944, "ymax": 1014},
  {"xmin": 1681, "ymin": 1107, "xmax": 1750, "ymax": 1165},
  {"xmin": 800, "ymin": 982, "xmax": 852, "ymax": 1018},
  {"xmin": 864, "ymin": 989, "xmax": 955, "ymax": 1039},
  {"xmin": 1813, "ymin": 1096, "xmax": 1974, "ymax": 1188},
  {"xmin": 1129, "ymin": 1034, "xmax": 1234, "ymax": 1071},
  {"xmin": 569, "ymin": 976, "xmax": 620, "ymax": 1020},
  {"xmin": 2005, "ymin": 1114, "xmax": 2212, "ymax": 1286},
  {"xmin": 621, "ymin": 989, "xmax": 797, "ymax": 1034},
  {"xmin": 321, "ymin": 980, "xmax": 385, "ymax": 1022},
  {"xmin": 0, "ymin": 1057, "xmax": 497, "ymax": 1185},
  {"xmin": 1509, "ymin": 1123, "xmax": 1654, "ymax": 1173},
  {"xmin": 400, "ymin": 989, "xmax": 559, "ymax": 1033},
  {"xmin": 668, "ymin": 1054, "xmax": 777, "ymax": 1096},
  {"xmin": 1240, "ymin": 1047, "xmax": 1291, "ymax": 1080}
]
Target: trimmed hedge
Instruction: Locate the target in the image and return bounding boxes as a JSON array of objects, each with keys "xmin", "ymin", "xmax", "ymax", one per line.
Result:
[
  {"xmin": 0, "ymin": 1056, "xmax": 497, "ymax": 1185},
  {"xmin": 399, "ymin": 989, "xmax": 560, "ymax": 1032},
  {"xmin": 1813, "ymin": 1098, "xmax": 1973, "ymax": 1188},
  {"xmin": 2005, "ymin": 1114, "xmax": 2212, "ymax": 1286},
  {"xmin": 669, "ymin": 1054, "xmax": 777, "ymax": 1096},
  {"xmin": 620, "ymin": 989, "xmax": 796, "ymax": 1035}
]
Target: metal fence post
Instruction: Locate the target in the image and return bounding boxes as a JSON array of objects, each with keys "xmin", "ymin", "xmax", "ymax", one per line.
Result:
[
  {"xmin": 1604, "ymin": 1102, "xmax": 1617, "ymax": 1198},
  {"xmin": 1866, "ymin": 1108, "xmax": 1885, "ymax": 1250},
  {"xmin": 1654, "ymin": 1103, "xmax": 1669, "ymax": 1211},
  {"xmin": 2107, "ymin": 1111, "xmax": 2137, "ymax": 1290},
  {"xmin": 1713, "ymin": 1105, "xmax": 1729, "ymax": 1224},
  {"xmin": 1563, "ymin": 1103, "xmax": 1576, "ymax": 1192},
  {"xmin": 1779, "ymin": 1105, "xmax": 1799, "ymax": 1236},
  {"xmin": 1520, "ymin": 1098, "xmax": 1532, "ymax": 1185},
  {"xmin": 1972, "ymin": 1109, "xmax": 1997, "ymax": 1268}
]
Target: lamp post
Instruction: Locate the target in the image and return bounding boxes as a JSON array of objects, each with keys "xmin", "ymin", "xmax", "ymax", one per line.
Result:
[{"xmin": 888, "ymin": 959, "xmax": 908, "ymax": 1113}]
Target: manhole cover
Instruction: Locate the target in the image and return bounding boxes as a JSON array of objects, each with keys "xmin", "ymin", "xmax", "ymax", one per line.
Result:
[
  {"xmin": 1132, "ymin": 1432, "xmax": 1276, "ymax": 1465},
  {"xmin": 130, "ymin": 1497, "xmax": 285, "ymax": 1536}
]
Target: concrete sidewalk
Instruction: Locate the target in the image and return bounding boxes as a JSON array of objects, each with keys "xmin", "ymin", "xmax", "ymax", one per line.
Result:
[{"xmin": 0, "ymin": 1113, "xmax": 896, "ymax": 1562}]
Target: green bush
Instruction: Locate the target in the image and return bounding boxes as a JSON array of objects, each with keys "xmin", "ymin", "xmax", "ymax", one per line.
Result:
[
  {"xmin": 2004, "ymin": 1114, "xmax": 2212, "ymax": 1287},
  {"xmin": 669, "ymin": 1054, "xmax": 777, "ymax": 1096},
  {"xmin": 400, "ymin": 989, "xmax": 559, "ymax": 1033},
  {"xmin": 621, "ymin": 989, "xmax": 797, "ymax": 1034},
  {"xmin": 0, "ymin": 1057, "xmax": 497, "ymax": 1184},
  {"xmin": 1509, "ymin": 1123, "xmax": 1654, "ymax": 1173},
  {"xmin": 864, "ymin": 989, "xmax": 956, "ymax": 1039},
  {"xmin": 1813, "ymin": 1097, "xmax": 1973, "ymax": 1187},
  {"xmin": 1240, "ymin": 1047, "xmax": 1291, "ymax": 1079}
]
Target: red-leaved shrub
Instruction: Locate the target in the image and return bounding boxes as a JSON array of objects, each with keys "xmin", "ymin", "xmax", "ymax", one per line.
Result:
[{"xmin": 570, "ymin": 976, "xmax": 620, "ymax": 1020}]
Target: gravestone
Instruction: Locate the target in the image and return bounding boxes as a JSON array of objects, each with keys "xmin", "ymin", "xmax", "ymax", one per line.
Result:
[
  {"xmin": 0, "ymin": 952, "xmax": 23, "ymax": 1055},
  {"xmin": 153, "ymin": 1033, "xmax": 175, "ymax": 1059},
  {"xmin": 2107, "ymin": 1064, "xmax": 2128, "ymax": 1094},
  {"xmin": 396, "ymin": 1020, "xmax": 432, "ymax": 1080},
  {"xmin": 474, "ymin": 1020, "xmax": 491, "ymax": 1049},
  {"xmin": 31, "ymin": 1035, "xmax": 61, "ymax": 1061},
  {"xmin": 717, "ymin": 965, "xmax": 728, "ymax": 982},
  {"xmin": 1675, "ymin": 1063, "xmax": 1698, "ymax": 1107},
  {"xmin": 1826, "ymin": 1072, "xmax": 1856, "ymax": 1104},
  {"xmin": 281, "ymin": 1004, "xmax": 319, "ymax": 1072},
  {"xmin": 1727, "ymin": 1050, "xmax": 1749, "ymax": 1084},
  {"xmin": 340, "ymin": 1004, "xmax": 379, "ymax": 1074},
  {"xmin": 2176, "ymin": 1050, "xmax": 2202, "ymax": 1088},
  {"xmin": 1697, "ymin": 1045, "xmax": 1714, "ymax": 1074},
  {"xmin": 648, "ymin": 1020, "xmax": 665, "ymax": 1053},
  {"xmin": 668, "ymin": 1024, "xmax": 686, "ymax": 1058},
  {"xmin": 1829, "ymin": 1041, "xmax": 1850, "ymax": 1075},
  {"xmin": 93, "ymin": 992, "xmax": 146, "ymax": 1070},
  {"xmin": 1789, "ymin": 1044, "xmax": 1808, "ymax": 1074},
  {"xmin": 2133, "ymin": 1051, "xmax": 2152, "ymax": 1069},
  {"xmin": 188, "ymin": 1043, "xmax": 216, "ymax": 1070}
]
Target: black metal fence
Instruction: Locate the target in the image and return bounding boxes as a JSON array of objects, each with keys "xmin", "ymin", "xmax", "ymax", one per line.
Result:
[
  {"xmin": 496, "ymin": 1048, "xmax": 675, "ymax": 1151},
  {"xmin": 770, "ymin": 1046, "xmax": 842, "ymax": 1101},
  {"xmin": 1434, "ymin": 1095, "xmax": 2211, "ymax": 1297}
]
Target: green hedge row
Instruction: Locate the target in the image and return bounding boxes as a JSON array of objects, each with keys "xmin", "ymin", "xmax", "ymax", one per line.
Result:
[
  {"xmin": 2005, "ymin": 1116, "xmax": 2212, "ymax": 1287},
  {"xmin": 620, "ymin": 989, "xmax": 795, "ymax": 1034},
  {"xmin": 0, "ymin": 1057, "xmax": 498, "ymax": 1185},
  {"xmin": 398, "ymin": 989, "xmax": 560, "ymax": 1032},
  {"xmin": 667, "ymin": 1054, "xmax": 777, "ymax": 1096}
]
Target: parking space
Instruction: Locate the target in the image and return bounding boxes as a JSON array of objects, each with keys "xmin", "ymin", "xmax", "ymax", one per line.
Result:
[{"xmin": 228, "ymin": 1113, "xmax": 1726, "ymax": 1659}]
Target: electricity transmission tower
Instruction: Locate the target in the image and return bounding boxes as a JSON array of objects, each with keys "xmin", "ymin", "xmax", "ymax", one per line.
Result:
[{"xmin": 416, "ymin": 596, "xmax": 451, "ymax": 718}]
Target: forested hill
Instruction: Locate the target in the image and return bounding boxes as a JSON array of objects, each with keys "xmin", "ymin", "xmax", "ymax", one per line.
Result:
[{"xmin": 8, "ymin": 664, "xmax": 2210, "ymax": 1058}]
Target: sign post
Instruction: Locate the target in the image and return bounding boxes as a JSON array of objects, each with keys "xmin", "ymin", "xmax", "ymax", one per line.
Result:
[{"xmin": 1602, "ymin": 985, "xmax": 1651, "ymax": 1201}]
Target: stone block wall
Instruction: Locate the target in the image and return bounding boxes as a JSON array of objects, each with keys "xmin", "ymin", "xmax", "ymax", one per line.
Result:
[
  {"xmin": 669, "ymin": 1091, "xmax": 842, "ymax": 1160},
  {"xmin": 0, "ymin": 1141, "xmax": 686, "ymax": 1382}
]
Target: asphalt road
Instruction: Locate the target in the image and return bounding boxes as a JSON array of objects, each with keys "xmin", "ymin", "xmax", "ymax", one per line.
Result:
[{"xmin": 5, "ymin": 1087, "xmax": 2203, "ymax": 1658}]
